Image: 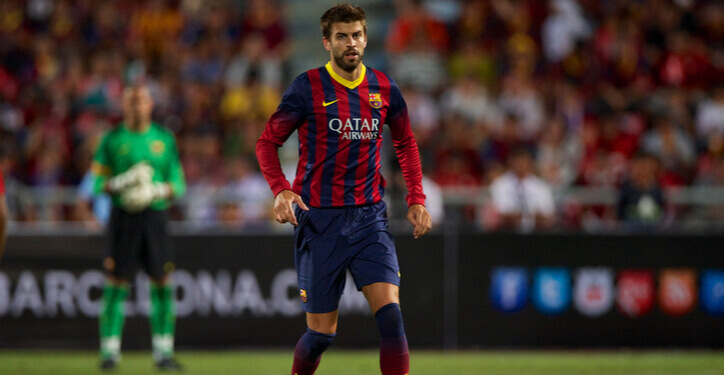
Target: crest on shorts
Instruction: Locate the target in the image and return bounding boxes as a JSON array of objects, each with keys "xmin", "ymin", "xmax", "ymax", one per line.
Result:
[
  {"xmin": 369, "ymin": 93, "xmax": 382, "ymax": 109},
  {"xmin": 300, "ymin": 289, "xmax": 307, "ymax": 303}
]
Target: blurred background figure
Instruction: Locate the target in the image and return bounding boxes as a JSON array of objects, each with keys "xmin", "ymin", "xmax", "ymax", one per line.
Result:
[
  {"xmin": 616, "ymin": 151, "xmax": 666, "ymax": 230},
  {"xmin": 489, "ymin": 149, "xmax": 555, "ymax": 232},
  {"xmin": 217, "ymin": 155, "xmax": 269, "ymax": 229}
]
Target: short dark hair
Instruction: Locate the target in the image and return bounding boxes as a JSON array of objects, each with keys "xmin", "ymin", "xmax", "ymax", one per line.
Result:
[
  {"xmin": 320, "ymin": 4, "xmax": 367, "ymax": 39},
  {"xmin": 510, "ymin": 147, "xmax": 533, "ymax": 161}
]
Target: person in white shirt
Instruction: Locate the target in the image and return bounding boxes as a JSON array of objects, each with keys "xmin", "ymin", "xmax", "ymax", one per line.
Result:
[{"xmin": 490, "ymin": 148, "xmax": 556, "ymax": 232}]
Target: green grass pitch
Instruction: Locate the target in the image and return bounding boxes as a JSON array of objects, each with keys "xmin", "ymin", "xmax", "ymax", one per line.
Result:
[{"xmin": 0, "ymin": 350, "xmax": 721, "ymax": 374}]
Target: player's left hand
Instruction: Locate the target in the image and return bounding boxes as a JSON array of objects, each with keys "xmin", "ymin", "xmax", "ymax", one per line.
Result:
[
  {"xmin": 120, "ymin": 182, "xmax": 170, "ymax": 213},
  {"xmin": 107, "ymin": 162, "xmax": 154, "ymax": 194},
  {"xmin": 273, "ymin": 190, "xmax": 309, "ymax": 226},
  {"xmin": 406, "ymin": 204, "xmax": 432, "ymax": 239}
]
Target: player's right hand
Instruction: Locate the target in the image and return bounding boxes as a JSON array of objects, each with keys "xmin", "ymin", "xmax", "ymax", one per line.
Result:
[
  {"xmin": 107, "ymin": 162, "xmax": 154, "ymax": 193},
  {"xmin": 407, "ymin": 204, "xmax": 432, "ymax": 239},
  {"xmin": 120, "ymin": 182, "xmax": 169, "ymax": 213},
  {"xmin": 273, "ymin": 190, "xmax": 309, "ymax": 226}
]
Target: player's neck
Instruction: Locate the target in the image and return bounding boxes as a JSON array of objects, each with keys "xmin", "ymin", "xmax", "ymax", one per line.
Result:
[
  {"xmin": 126, "ymin": 121, "xmax": 151, "ymax": 133},
  {"xmin": 329, "ymin": 60, "xmax": 363, "ymax": 82}
]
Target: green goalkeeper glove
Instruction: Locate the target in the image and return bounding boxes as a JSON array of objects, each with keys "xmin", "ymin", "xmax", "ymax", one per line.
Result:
[
  {"xmin": 107, "ymin": 162, "xmax": 153, "ymax": 193},
  {"xmin": 120, "ymin": 182, "xmax": 170, "ymax": 213}
]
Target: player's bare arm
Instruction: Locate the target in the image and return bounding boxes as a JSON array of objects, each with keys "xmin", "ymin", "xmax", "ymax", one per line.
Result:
[
  {"xmin": 407, "ymin": 203, "xmax": 432, "ymax": 239},
  {"xmin": 273, "ymin": 189, "xmax": 309, "ymax": 226}
]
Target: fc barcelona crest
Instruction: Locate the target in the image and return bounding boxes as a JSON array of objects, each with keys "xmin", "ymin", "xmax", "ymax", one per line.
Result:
[
  {"xmin": 151, "ymin": 140, "xmax": 165, "ymax": 154},
  {"xmin": 369, "ymin": 93, "xmax": 382, "ymax": 108}
]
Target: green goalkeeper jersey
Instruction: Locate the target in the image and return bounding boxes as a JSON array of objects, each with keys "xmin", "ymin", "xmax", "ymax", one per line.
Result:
[{"xmin": 91, "ymin": 122, "xmax": 186, "ymax": 210}]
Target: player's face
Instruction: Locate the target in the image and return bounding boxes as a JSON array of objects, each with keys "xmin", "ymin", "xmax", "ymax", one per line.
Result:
[
  {"xmin": 324, "ymin": 21, "xmax": 366, "ymax": 73},
  {"xmin": 122, "ymin": 87, "xmax": 154, "ymax": 126}
]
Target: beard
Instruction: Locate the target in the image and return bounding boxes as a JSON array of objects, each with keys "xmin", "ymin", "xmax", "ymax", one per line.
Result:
[{"xmin": 333, "ymin": 48, "xmax": 364, "ymax": 73}]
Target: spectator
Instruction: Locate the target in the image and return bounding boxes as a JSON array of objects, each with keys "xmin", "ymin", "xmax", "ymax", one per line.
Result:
[
  {"xmin": 541, "ymin": 0, "xmax": 591, "ymax": 63},
  {"xmin": 695, "ymin": 87, "xmax": 724, "ymax": 143},
  {"xmin": 489, "ymin": 148, "xmax": 556, "ymax": 232},
  {"xmin": 440, "ymin": 76, "xmax": 502, "ymax": 131},
  {"xmin": 537, "ymin": 117, "xmax": 582, "ymax": 190},
  {"xmin": 225, "ymin": 34, "xmax": 283, "ymax": 89},
  {"xmin": 616, "ymin": 152, "xmax": 666, "ymax": 228},
  {"xmin": 181, "ymin": 37, "xmax": 225, "ymax": 85},
  {"xmin": 402, "ymin": 86, "xmax": 439, "ymax": 160},
  {"xmin": 218, "ymin": 156, "xmax": 269, "ymax": 226},
  {"xmin": 387, "ymin": 0, "xmax": 449, "ymax": 92},
  {"xmin": 498, "ymin": 74, "xmax": 545, "ymax": 141},
  {"xmin": 640, "ymin": 114, "xmax": 696, "ymax": 186},
  {"xmin": 128, "ymin": 0, "xmax": 184, "ymax": 64}
]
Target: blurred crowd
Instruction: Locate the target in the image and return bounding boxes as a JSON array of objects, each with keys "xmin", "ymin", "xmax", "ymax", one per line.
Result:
[
  {"xmin": 0, "ymin": 0, "xmax": 721, "ymax": 232},
  {"xmin": 383, "ymin": 0, "xmax": 723, "ymax": 232}
]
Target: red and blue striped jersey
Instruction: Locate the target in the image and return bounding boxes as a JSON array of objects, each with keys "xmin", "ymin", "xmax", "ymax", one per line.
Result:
[{"xmin": 256, "ymin": 62, "xmax": 426, "ymax": 208}]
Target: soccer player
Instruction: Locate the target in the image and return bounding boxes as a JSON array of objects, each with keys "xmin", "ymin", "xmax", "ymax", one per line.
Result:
[
  {"xmin": 256, "ymin": 4, "xmax": 432, "ymax": 375},
  {"xmin": 91, "ymin": 85, "xmax": 186, "ymax": 370}
]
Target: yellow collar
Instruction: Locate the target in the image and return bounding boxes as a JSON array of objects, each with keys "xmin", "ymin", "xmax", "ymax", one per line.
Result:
[{"xmin": 325, "ymin": 61, "xmax": 366, "ymax": 89}]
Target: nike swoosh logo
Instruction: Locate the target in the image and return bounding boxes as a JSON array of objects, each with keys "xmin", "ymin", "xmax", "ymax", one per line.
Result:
[{"xmin": 322, "ymin": 99, "xmax": 339, "ymax": 107}]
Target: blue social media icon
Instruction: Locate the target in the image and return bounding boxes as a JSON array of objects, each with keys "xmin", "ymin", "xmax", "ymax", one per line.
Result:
[
  {"xmin": 532, "ymin": 268, "xmax": 571, "ymax": 315},
  {"xmin": 490, "ymin": 267, "xmax": 528, "ymax": 313},
  {"xmin": 700, "ymin": 269, "xmax": 724, "ymax": 316}
]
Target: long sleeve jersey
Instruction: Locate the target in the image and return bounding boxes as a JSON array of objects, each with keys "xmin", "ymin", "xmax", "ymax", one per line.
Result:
[
  {"xmin": 91, "ymin": 122, "xmax": 186, "ymax": 210},
  {"xmin": 256, "ymin": 62, "xmax": 425, "ymax": 208}
]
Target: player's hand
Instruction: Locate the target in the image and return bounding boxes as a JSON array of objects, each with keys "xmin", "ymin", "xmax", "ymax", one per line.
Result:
[
  {"xmin": 120, "ymin": 182, "xmax": 169, "ymax": 213},
  {"xmin": 406, "ymin": 204, "xmax": 432, "ymax": 239},
  {"xmin": 273, "ymin": 190, "xmax": 309, "ymax": 226},
  {"xmin": 108, "ymin": 162, "xmax": 154, "ymax": 193}
]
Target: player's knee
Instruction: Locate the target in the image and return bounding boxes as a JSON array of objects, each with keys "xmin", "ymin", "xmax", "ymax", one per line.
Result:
[
  {"xmin": 374, "ymin": 303, "xmax": 406, "ymax": 338},
  {"xmin": 307, "ymin": 321, "xmax": 337, "ymax": 335},
  {"xmin": 306, "ymin": 311, "xmax": 338, "ymax": 335},
  {"xmin": 363, "ymin": 283, "xmax": 400, "ymax": 313},
  {"xmin": 150, "ymin": 276, "xmax": 170, "ymax": 285},
  {"xmin": 305, "ymin": 329, "xmax": 335, "ymax": 354},
  {"xmin": 106, "ymin": 275, "xmax": 129, "ymax": 285}
]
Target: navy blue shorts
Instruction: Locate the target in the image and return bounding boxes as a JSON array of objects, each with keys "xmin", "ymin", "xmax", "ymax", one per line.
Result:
[{"xmin": 294, "ymin": 201, "xmax": 400, "ymax": 313}]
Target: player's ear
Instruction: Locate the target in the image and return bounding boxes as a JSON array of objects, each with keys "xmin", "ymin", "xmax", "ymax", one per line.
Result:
[{"xmin": 322, "ymin": 37, "xmax": 331, "ymax": 51}]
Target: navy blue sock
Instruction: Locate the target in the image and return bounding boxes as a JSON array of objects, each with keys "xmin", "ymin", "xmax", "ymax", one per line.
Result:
[
  {"xmin": 375, "ymin": 303, "xmax": 409, "ymax": 375},
  {"xmin": 291, "ymin": 328, "xmax": 335, "ymax": 375}
]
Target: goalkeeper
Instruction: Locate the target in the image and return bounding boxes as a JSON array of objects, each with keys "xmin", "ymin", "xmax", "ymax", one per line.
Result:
[{"xmin": 91, "ymin": 84, "xmax": 185, "ymax": 371}]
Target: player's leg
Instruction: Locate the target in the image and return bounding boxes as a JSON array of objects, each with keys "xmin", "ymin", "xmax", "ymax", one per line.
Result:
[
  {"xmin": 292, "ymin": 311, "xmax": 338, "ymax": 375},
  {"xmin": 362, "ymin": 282, "xmax": 409, "ymax": 375},
  {"xmin": 292, "ymin": 206, "xmax": 347, "ymax": 375},
  {"xmin": 143, "ymin": 209, "xmax": 181, "ymax": 370},
  {"xmin": 349, "ymin": 201, "xmax": 409, "ymax": 375},
  {"xmin": 148, "ymin": 275, "xmax": 180, "ymax": 369},
  {"xmin": 99, "ymin": 208, "xmax": 140, "ymax": 369},
  {"xmin": 99, "ymin": 275, "xmax": 129, "ymax": 369}
]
